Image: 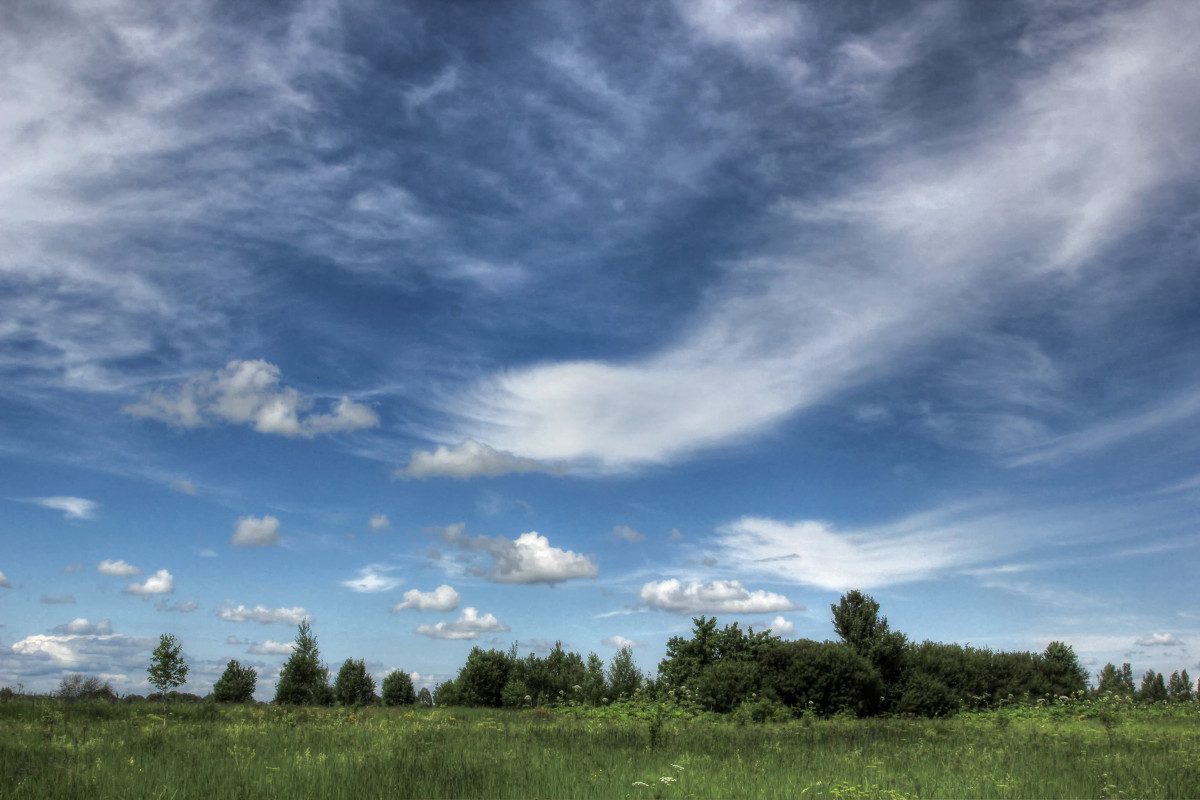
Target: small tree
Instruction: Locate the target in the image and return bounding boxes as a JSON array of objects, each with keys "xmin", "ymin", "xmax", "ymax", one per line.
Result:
[
  {"xmin": 148, "ymin": 634, "xmax": 189, "ymax": 724},
  {"xmin": 381, "ymin": 670, "xmax": 416, "ymax": 706},
  {"xmin": 334, "ymin": 658, "xmax": 377, "ymax": 706},
  {"xmin": 1167, "ymin": 669, "xmax": 1193, "ymax": 702},
  {"xmin": 607, "ymin": 645, "xmax": 643, "ymax": 701},
  {"xmin": 213, "ymin": 659, "xmax": 258, "ymax": 703},
  {"xmin": 1139, "ymin": 670, "xmax": 1168, "ymax": 704},
  {"xmin": 58, "ymin": 673, "xmax": 115, "ymax": 702},
  {"xmin": 274, "ymin": 620, "xmax": 332, "ymax": 705},
  {"xmin": 417, "ymin": 687, "xmax": 433, "ymax": 707}
]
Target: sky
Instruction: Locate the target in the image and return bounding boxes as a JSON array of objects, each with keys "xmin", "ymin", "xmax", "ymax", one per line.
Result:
[{"xmin": 2, "ymin": 0, "xmax": 1199, "ymax": 700}]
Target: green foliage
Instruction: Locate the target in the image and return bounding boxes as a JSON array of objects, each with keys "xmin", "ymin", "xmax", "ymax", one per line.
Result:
[
  {"xmin": 381, "ymin": 670, "xmax": 416, "ymax": 706},
  {"xmin": 830, "ymin": 590, "xmax": 889, "ymax": 658},
  {"xmin": 583, "ymin": 652, "xmax": 606, "ymax": 705},
  {"xmin": 274, "ymin": 621, "xmax": 332, "ymax": 706},
  {"xmin": 455, "ymin": 647, "xmax": 513, "ymax": 707},
  {"xmin": 894, "ymin": 671, "xmax": 958, "ymax": 717},
  {"xmin": 606, "ymin": 645, "xmax": 643, "ymax": 701},
  {"xmin": 57, "ymin": 673, "xmax": 116, "ymax": 702},
  {"xmin": 758, "ymin": 639, "xmax": 883, "ymax": 717},
  {"xmin": 1167, "ymin": 669, "xmax": 1192, "ymax": 702},
  {"xmin": 1096, "ymin": 662, "xmax": 1137, "ymax": 697},
  {"xmin": 147, "ymin": 634, "xmax": 189, "ymax": 697},
  {"xmin": 334, "ymin": 658, "xmax": 377, "ymax": 706},
  {"xmin": 1139, "ymin": 669, "xmax": 1168, "ymax": 703},
  {"xmin": 431, "ymin": 678, "xmax": 460, "ymax": 707},
  {"xmin": 1040, "ymin": 641, "xmax": 1089, "ymax": 696},
  {"xmin": 416, "ymin": 686, "xmax": 433, "ymax": 707},
  {"xmin": 212, "ymin": 659, "xmax": 257, "ymax": 703},
  {"xmin": 501, "ymin": 678, "xmax": 531, "ymax": 708}
]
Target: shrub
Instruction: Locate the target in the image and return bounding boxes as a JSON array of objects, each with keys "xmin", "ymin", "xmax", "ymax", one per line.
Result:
[{"xmin": 57, "ymin": 674, "xmax": 116, "ymax": 702}]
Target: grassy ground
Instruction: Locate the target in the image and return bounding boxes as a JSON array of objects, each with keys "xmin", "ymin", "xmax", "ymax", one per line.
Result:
[{"xmin": 1, "ymin": 698, "xmax": 1198, "ymax": 798}]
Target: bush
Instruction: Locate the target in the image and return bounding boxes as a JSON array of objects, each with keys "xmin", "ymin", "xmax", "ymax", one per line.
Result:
[
  {"xmin": 381, "ymin": 670, "xmax": 416, "ymax": 706},
  {"xmin": 213, "ymin": 660, "xmax": 258, "ymax": 703},
  {"xmin": 57, "ymin": 674, "xmax": 116, "ymax": 702},
  {"xmin": 895, "ymin": 672, "xmax": 959, "ymax": 717}
]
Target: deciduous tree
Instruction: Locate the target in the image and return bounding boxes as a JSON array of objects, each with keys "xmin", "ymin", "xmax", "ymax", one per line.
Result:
[
  {"xmin": 148, "ymin": 634, "xmax": 189, "ymax": 723},
  {"xmin": 213, "ymin": 659, "xmax": 257, "ymax": 703},
  {"xmin": 381, "ymin": 670, "xmax": 416, "ymax": 706}
]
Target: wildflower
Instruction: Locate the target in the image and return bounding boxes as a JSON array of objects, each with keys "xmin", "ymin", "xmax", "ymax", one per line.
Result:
[
  {"xmin": 660, "ymin": 776, "xmax": 677, "ymax": 784},
  {"xmin": 633, "ymin": 781, "xmax": 649, "ymax": 787},
  {"xmin": 671, "ymin": 764, "xmax": 685, "ymax": 771}
]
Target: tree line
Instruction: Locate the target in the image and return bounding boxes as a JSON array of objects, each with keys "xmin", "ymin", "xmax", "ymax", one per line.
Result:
[{"xmin": 10, "ymin": 591, "xmax": 1197, "ymax": 717}]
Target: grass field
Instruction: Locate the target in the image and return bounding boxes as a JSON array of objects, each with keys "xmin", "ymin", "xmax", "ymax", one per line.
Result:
[{"xmin": 2, "ymin": 698, "xmax": 1198, "ymax": 798}]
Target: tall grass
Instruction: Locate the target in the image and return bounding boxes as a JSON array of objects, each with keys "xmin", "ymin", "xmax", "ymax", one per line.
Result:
[{"xmin": 1, "ymin": 697, "xmax": 1197, "ymax": 798}]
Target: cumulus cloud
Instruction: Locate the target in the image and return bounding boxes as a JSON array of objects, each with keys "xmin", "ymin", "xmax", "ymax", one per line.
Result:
[
  {"xmin": 768, "ymin": 615, "xmax": 796, "ymax": 637},
  {"xmin": 0, "ymin": 571, "xmax": 10, "ymax": 588},
  {"xmin": 639, "ymin": 579, "xmax": 799, "ymax": 614},
  {"xmin": 435, "ymin": 524, "xmax": 598, "ymax": 584},
  {"xmin": 41, "ymin": 595, "xmax": 75, "ymax": 604},
  {"xmin": 52, "ymin": 618, "xmax": 113, "ymax": 636},
  {"xmin": 415, "ymin": 607, "xmax": 509, "ymax": 640},
  {"xmin": 27, "ymin": 497, "xmax": 97, "ymax": 520},
  {"xmin": 602, "ymin": 635, "xmax": 647, "ymax": 649},
  {"xmin": 156, "ymin": 600, "xmax": 199, "ymax": 613},
  {"xmin": 8, "ymin": 633, "xmax": 154, "ymax": 675},
  {"xmin": 98, "ymin": 559, "xmax": 141, "ymax": 577},
  {"xmin": 1135, "ymin": 633, "xmax": 1183, "ymax": 647},
  {"xmin": 341, "ymin": 565, "xmax": 402, "ymax": 593},
  {"xmin": 397, "ymin": 440, "xmax": 566, "ymax": 480},
  {"xmin": 170, "ymin": 479, "xmax": 197, "ymax": 495},
  {"xmin": 216, "ymin": 604, "xmax": 308, "ymax": 625},
  {"xmin": 614, "ymin": 525, "xmax": 645, "ymax": 542},
  {"xmin": 124, "ymin": 360, "xmax": 378, "ymax": 438},
  {"xmin": 232, "ymin": 515, "xmax": 281, "ymax": 547},
  {"xmin": 369, "ymin": 513, "xmax": 390, "ymax": 531},
  {"xmin": 392, "ymin": 584, "xmax": 460, "ymax": 612},
  {"xmin": 124, "ymin": 569, "xmax": 175, "ymax": 597},
  {"xmin": 248, "ymin": 640, "xmax": 295, "ymax": 655}
]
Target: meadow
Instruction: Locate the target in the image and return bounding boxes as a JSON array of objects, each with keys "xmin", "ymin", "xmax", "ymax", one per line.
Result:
[{"xmin": 2, "ymin": 697, "xmax": 1198, "ymax": 799}]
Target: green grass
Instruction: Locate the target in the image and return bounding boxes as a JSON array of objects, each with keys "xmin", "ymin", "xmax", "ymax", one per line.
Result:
[{"xmin": 2, "ymin": 698, "xmax": 1198, "ymax": 798}]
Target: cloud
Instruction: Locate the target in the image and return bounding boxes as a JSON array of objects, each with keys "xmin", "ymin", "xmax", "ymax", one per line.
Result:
[
  {"xmin": 414, "ymin": 607, "xmax": 509, "ymax": 640},
  {"xmin": 715, "ymin": 507, "xmax": 1019, "ymax": 590},
  {"xmin": 61, "ymin": 563, "xmax": 83, "ymax": 573},
  {"xmin": 0, "ymin": 571, "xmax": 9, "ymax": 589},
  {"xmin": 397, "ymin": 440, "xmax": 567, "ymax": 480},
  {"xmin": 52, "ymin": 618, "xmax": 113, "ymax": 636},
  {"xmin": 369, "ymin": 513, "xmax": 390, "ymax": 531},
  {"xmin": 435, "ymin": 524, "xmax": 598, "ymax": 585},
  {"xmin": 98, "ymin": 559, "xmax": 141, "ymax": 577},
  {"xmin": 248, "ymin": 640, "xmax": 295, "ymax": 655},
  {"xmin": 639, "ymin": 579, "xmax": 799, "ymax": 615},
  {"xmin": 216, "ymin": 604, "xmax": 308, "ymax": 625},
  {"xmin": 602, "ymin": 635, "xmax": 647, "ymax": 649},
  {"xmin": 614, "ymin": 525, "xmax": 645, "ymax": 542},
  {"xmin": 8, "ymin": 633, "xmax": 154, "ymax": 674},
  {"xmin": 156, "ymin": 600, "xmax": 199, "ymax": 613},
  {"xmin": 41, "ymin": 595, "xmax": 75, "ymax": 604},
  {"xmin": 1135, "ymin": 633, "xmax": 1183, "ymax": 647},
  {"xmin": 226, "ymin": 636, "xmax": 248, "ymax": 645},
  {"xmin": 27, "ymin": 497, "xmax": 97, "ymax": 520},
  {"xmin": 392, "ymin": 584, "xmax": 460, "ymax": 612},
  {"xmin": 767, "ymin": 615, "xmax": 796, "ymax": 637},
  {"xmin": 341, "ymin": 565, "xmax": 402, "ymax": 593},
  {"xmin": 124, "ymin": 360, "xmax": 378, "ymax": 438},
  {"xmin": 170, "ymin": 480, "xmax": 197, "ymax": 495},
  {"xmin": 232, "ymin": 515, "xmax": 281, "ymax": 547},
  {"xmin": 123, "ymin": 569, "xmax": 175, "ymax": 597}
]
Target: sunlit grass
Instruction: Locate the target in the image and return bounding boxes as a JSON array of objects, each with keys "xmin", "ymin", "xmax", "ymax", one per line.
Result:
[{"xmin": 1, "ymin": 697, "xmax": 1198, "ymax": 798}]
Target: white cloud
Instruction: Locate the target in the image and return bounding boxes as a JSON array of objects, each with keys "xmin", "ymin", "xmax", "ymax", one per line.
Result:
[
  {"xmin": 342, "ymin": 565, "xmax": 402, "ymax": 593},
  {"xmin": 602, "ymin": 635, "xmax": 646, "ymax": 649},
  {"xmin": 8, "ymin": 633, "xmax": 153, "ymax": 674},
  {"xmin": 414, "ymin": 607, "xmax": 509, "ymax": 640},
  {"xmin": 28, "ymin": 497, "xmax": 97, "ymax": 520},
  {"xmin": 392, "ymin": 584, "xmax": 460, "ymax": 613},
  {"xmin": 232, "ymin": 515, "xmax": 281, "ymax": 547},
  {"xmin": 248, "ymin": 640, "xmax": 295, "ymax": 655},
  {"xmin": 123, "ymin": 569, "xmax": 174, "ymax": 597},
  {"xmin": 397, "ymin": 440, "xmax": 566, "ymax": 480},
  {"xmin": 674, "ymin": 0, "xmax": 808, "ymax": 84},
  {"xmin": 98, "ymin": 559, "xmax": 141, "ymax": 577},
  {"xmin": 767, "ymin": 615, "xmax": 796, "ymax": 637},
  {"xmin": 52, "ymin": 618, "xmax": 112, "ymax": 636},
  {"xmin": 435, "ymin": 524, "xmax": 598, "ymax": 585},
  {"xmin": 124, "ymin": 360, "xmax": 378, "ymax": 438},
  {"xmin": 614, "ymin": 525, "xmax": 645, "ymax": 542},
  {"xmin": 0, "ymin": 571, "xmax": 10, "ymax": 588},
  {"xmin": 1135, "ymin": 633, "xmax": 1183, "ymax": 647},
  {"xmin": 156, "ymin": 600, "xmax": 199, "ymax": 613},
  {"xmin": 369, "ymin": 513, "xmax": 390, "ymax": 531},
  {"xmin": 216, "ymin": 604, "xmax": 308, "ymax": 625},
  {"xmin": 639, "ymin": 579, "xmax": 799, "ymax": 615},
  {"xmin": 170, "ymin": 479, "xmax": 197, "ymax": 495},
  {"xmin": 226, "ymin": 636, "xmax": 248, "ymax": 645}
]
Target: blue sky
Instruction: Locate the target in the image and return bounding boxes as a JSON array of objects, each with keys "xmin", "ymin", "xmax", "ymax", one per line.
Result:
[{"xmin": 3, "ymin": 0, "xmax": 1199, "ymax": 700}]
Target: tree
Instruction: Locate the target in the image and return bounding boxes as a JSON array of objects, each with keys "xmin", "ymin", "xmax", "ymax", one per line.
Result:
[
  {"xmin": 1096, "ymin": 662, "xmax": 1136, "ymax": 697},
  {"xmin": 417, "ymin": 687, "xmax": 433, "ymax": 707},
  {"xmin": 1139, "ymin": 670, "xmax": 1168, "ymax": 704},
  {"xmin": 455, "ymin": 647, "xmax": 513, "ymax": 707},
  {"xmin": 213, "ymin": 659, "xmax": 257, "ymax": 703},
  {"xmin": 381, "ymin": 670, "xmax": 416, "ymax": 706},
  {"xmin": 583, "ymin": 651, "xmax": 607, "ymax": 705},
  {"xmin": 607, "ymin": 645, "xmax": 643, "ymax": 701},
  {"xmin": 274, "ymin": 621, "xmax": 332, "ymax": 705},
  {"xmin": 1167, "ymin": 670, "xmax": 1192, "ymax": 702},
  {"xmin": 57, "ymin": 673, "xmax": 116, "ymax": 702},
  {"xmin": 1040, "ymin": 641, "xmax": 1088, "ymax": 696},
  {"xmin": 148, "ymin": 634, "xmax": 189, "ymax": 724},
  {"xmin": 831, "ymin": 590, "xmax": 889, "ymax": 657},
  {"xmin": 335, "ymin": 658, "xmax": 377, "ymax": 706}
]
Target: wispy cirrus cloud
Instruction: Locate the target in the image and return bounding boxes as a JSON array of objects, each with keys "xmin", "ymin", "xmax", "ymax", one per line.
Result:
[
  {"xmin": 24, "ymin": 497, "xmax": 97, "ymax": 520},
  {"xmin": 397, "ymin": 440, "xmax": 566, "ymax": 480},
  {"xmin": 341, "ymin": 565, "xmax": 402, "ymax": 594}
]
